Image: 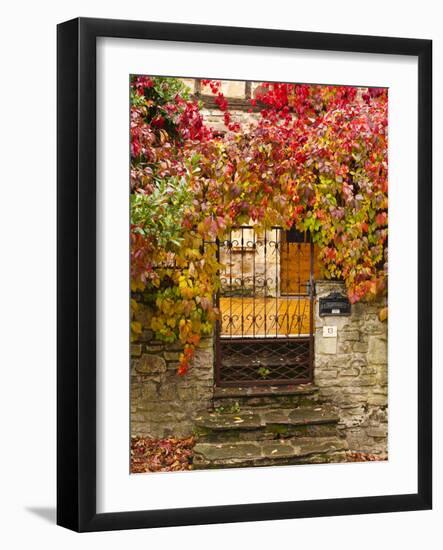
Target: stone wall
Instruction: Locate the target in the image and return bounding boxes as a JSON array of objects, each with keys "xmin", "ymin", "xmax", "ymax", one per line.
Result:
[
  {"xmin": 201, "ymin": 106, "xmax": 259, "ymax": 133},
  {"xmin": 179, "ymin": 78, "xmax": 261, "ymax": 132},
  {"xmin": 131, "ymin": 304, "xmax": 214, "ymax": 438},
  {"xmin": 314, "ymin": 280, "xmax": 388, "ymax": 455}
]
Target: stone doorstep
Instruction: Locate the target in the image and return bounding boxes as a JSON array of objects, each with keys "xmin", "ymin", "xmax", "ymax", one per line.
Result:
[
  {"xmin": 194, "ymin": 406, "xmax": 339, "ymax": 431},
  {"xmin": 193, "ymin": 436, "xmax": 348, "ymax": 468},
  {"xmin": 212, "ymin": 384, "xmax": 321, "ymax": 409},
  {"xmin": 213, "ymin": 383, "xmax": 318, "ymax": 399}
]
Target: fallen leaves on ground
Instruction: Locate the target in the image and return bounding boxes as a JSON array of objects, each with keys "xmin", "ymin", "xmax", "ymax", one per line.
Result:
[
  {"xmin": 131, "ymin": 436, "xmax": 195, "ymax": 473},
  {"xmin": 346, "ymin": 451, "xmax": 388, "ymax": 462}
]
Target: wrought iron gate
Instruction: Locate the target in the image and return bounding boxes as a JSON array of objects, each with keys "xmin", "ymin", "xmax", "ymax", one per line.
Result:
[{"xmin": 215, "ymin": 226, "xmax": 315, "ymax": 386}]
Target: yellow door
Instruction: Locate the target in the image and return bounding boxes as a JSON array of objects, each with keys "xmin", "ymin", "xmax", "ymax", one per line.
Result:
[{"xmin": 280, "ymin": 231, "xmax": 320, "ymax": 295}]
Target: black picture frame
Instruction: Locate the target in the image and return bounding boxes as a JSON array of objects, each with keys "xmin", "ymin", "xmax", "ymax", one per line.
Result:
[{"xmin": 57, "ymin": 17, "xmax": 432, "ymax": 532}]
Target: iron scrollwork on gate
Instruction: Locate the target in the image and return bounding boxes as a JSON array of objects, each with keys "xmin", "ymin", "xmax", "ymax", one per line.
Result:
[{"xmin": 215, "ymin": 226, "xmax": 315, "ymax": 386}]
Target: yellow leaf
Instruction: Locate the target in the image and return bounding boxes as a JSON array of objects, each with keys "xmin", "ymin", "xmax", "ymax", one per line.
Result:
[
  {"xmin": 130, "ymin": 280, "xmax": 145, "ymax": 292},
  {"xmin": 379, "ymin": 307, "xmax": 388, "ymax": 322},
  {"xmin": 131, "ymin": 321, "xmax": 142, "ymax": 334}
]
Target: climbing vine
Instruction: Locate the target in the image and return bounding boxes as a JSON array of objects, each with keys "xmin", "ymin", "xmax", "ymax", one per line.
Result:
[{"xmin": 130, "ymin": 76, "xmax": 388, "ymax": 374}]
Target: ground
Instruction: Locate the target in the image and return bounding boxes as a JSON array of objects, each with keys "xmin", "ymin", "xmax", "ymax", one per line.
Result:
[{"xmin": 130, "ymin": 435, "xmax": 387, "ymax": 473}]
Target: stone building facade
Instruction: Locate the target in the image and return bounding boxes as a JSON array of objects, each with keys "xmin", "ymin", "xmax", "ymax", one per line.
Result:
[{"xmin": 130, "ymin": 78, "xmax": 388, "ymax": 458}]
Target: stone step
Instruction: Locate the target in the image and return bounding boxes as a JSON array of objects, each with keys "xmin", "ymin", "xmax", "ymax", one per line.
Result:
[
  {"xmin": 194, "ymin": 405, "xmax": 339, "ymax": 443},
  {"xmin": 193, "ymin": 436, "xmax": 348, "ymax": 469},
  {"xmin": 213, "ymin": 383, "xmax": 321, "ymax": 410}
]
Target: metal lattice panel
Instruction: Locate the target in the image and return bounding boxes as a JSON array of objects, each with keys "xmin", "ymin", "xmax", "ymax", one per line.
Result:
[{"xmin": 218, "ymin": 338, "xmax": 311, "ymax": 385}]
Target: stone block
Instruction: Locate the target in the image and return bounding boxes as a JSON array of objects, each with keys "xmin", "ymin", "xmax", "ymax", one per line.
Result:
[
  {"xmin": 358, "ymin": 374, "xmax": 377, "ymax": 386},
  {"xmin": 342, "ymin": 387, "xmax": 367, "ymax": 396},
  {"xmin": 367, "ymin": 395, "xmax": 388, "ymax": 406},
  {"xmin": 339, "ymin": 367, "xmax": 360, "ymax": 377},
  {"xmin": 364, "ymin": 313, "xmax": 385, "ymax": 334},
  {"xmin": 131, "ymin": 412, "xmax": 147, "ymax": 422},
  {"xmin": 353, "ymin": 341, "xmax": 369, "ymax": 353},
  {"xmin": 158, "ymin": 384, "xmax": 177, "ymax": 401},
  {"xmin": 199, "ymin": 338, "xmax": 214, "ymax": 349},
  {"xmin": 136, "ymin": 354, "xmax": 166, "ymax": 375},
  {"xmin": 145, "ymin": 344, "xmax": 163, "ymax": 352},
  {"xmin": 368, "ymin": 336, "xmax": 387, "ymax": 364},
  {"xmin": 341, "ymin": 331, "xmax": 360, "ymax": 341},
  {"xmin": 366, "ymin": 426, "xmax": 388, "ymax": 438},
  {"xmin": 163, "ymin": 351, "xmax": 181, "ymax": 362},
  {"xmin": 177, "ymin": 386, "xmax": 199, "ymax": 401},
  {"xmin": 194, "ymin": 348, "xmax": 213, "ymax": 364},
  {"xmin": 315, "ymin": 378, "xmax": 336, "ymax": 388},
  {"xmin": 376, "ymin": 370, "xmax": 388, "ymax": 385},
  {"xmin": 131, "ymin": 344, "xmax": 142, "ymax": 357},
  {"xmin": 315, "ymin": 370, "xmax": 338, "ymax": 380},
  {"xmin": 360, "ymin": 365, "xmax": 377, "ymax": 375},
  {"xmin": 141, "ymin": 382, "xmax": 159, "ymax": 400},
  {"xmin": 339, "ymin": 341, "xmax": 353, "ymax": 353},
  {"xmin": 192, "ymin": 366, "xmax": 213, "ymax": 382},
  {"xmin": 317, "ymin": 337, "xmax": 337, "ymax": 355}
]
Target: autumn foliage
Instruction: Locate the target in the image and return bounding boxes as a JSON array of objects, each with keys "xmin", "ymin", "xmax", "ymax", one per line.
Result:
[
  {"xmin": 130, "ymin": 76, "xmax": 388, "ymax": 374},
  {"xmin": 131, "ymin": 436, "xmax": 195, "ymax": 473}
]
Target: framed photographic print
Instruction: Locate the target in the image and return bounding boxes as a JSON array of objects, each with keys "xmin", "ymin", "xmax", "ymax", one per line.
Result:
[{"xmin": 57, "ymin": 17, "xmax": 432, "ymax": 532}]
